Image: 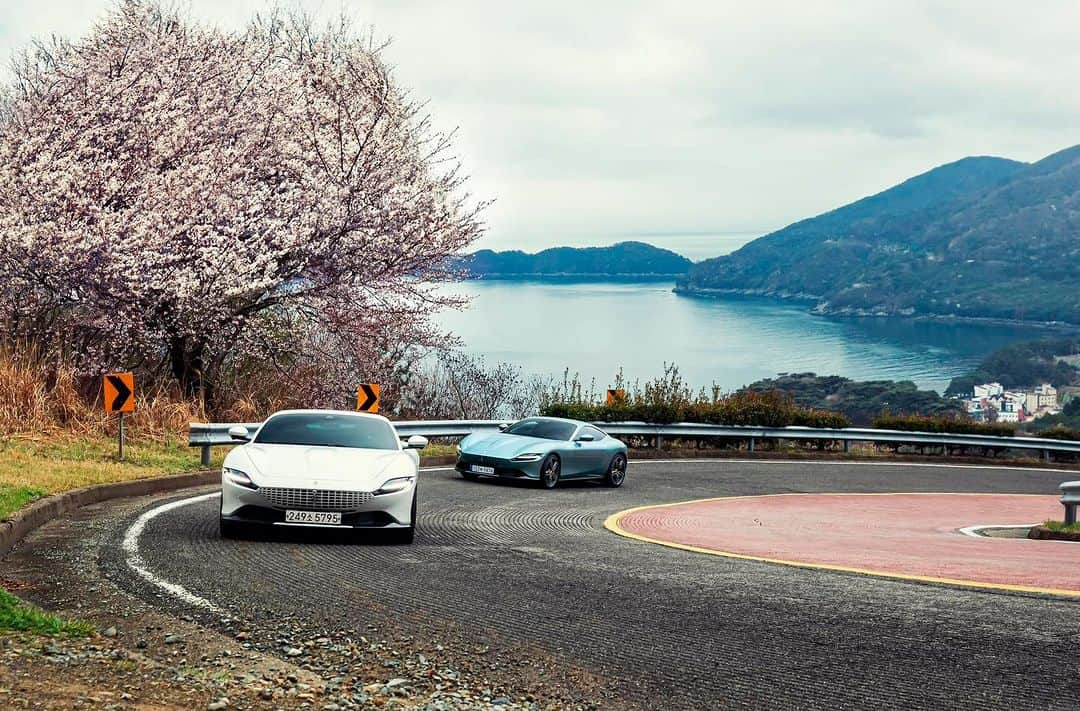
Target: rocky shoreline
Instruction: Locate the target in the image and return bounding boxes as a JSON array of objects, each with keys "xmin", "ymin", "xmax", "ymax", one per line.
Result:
[{"xmin": 672, "ymin": 285, "xmax": 1080, "ymax": 331}]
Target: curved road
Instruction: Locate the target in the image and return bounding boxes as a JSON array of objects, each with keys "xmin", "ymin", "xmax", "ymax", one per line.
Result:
[{"xmin": 94, "ymin": 460, "xmax": 1080, "ymax": 708}]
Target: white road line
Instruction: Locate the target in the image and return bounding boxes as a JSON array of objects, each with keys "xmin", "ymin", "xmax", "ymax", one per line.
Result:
[
  {"xmin": 623, "ymin": 458, "xmax": 1079, "ymax": 474},
  {"xmin": 122, "ymin": 492, "xmax": 223, "ymax": 612}
]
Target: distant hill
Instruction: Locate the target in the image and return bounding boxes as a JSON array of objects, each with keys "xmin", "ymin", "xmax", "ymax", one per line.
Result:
[
  {"xmin": 459, "ymin": 241, "xmax": 692, "ymax": 279},
  {"xmin": 742, "ymin": 372, "xmax": 963, "ymax": 425},
  {"xmin": 677, "ymin": 145, "xmax": 1080, "ymax": 324}
]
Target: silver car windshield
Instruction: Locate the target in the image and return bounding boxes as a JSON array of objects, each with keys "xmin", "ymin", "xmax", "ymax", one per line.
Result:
[
  {"xmin": 504, "ymin": 419, "xmax": 576, "ymax": 441},
  {"xmin": 254, "ymin": 413, "xmax": 399, "ymax": 450}
]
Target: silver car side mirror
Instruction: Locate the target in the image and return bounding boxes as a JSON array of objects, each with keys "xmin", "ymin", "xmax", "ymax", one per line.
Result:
[
  {"xmin": 576, "ymin": 433, "xmax": 595, "ymax": 442},
  {"xmin": 498, "ymin": 423, "xmax": 509, "ymax": 431},
  {"xmin": 228, "ymin": 425, "xmax": 250, "ymax": 442},
  {"xmin": 405, "ymin": 435, "xmax": 428, "ymax": 450}
]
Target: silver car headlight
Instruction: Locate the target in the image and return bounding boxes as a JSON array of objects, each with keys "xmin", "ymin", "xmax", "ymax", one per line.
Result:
[
  {"xmin": 511, "ymin": 453, "xmax": 544, "ymax": 462},
  {"xmin": 374, "ymin": 476, "xmax": 416, "ymax": 495},
  {"xmin": 223, "ymin": 467, "xmax": 257, "ymax": 489}
]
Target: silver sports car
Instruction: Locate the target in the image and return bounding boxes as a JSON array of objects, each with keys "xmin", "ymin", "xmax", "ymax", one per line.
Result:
[{"xmin": 455, "ymin": 416, "xmax": 628, "ymax": 489}]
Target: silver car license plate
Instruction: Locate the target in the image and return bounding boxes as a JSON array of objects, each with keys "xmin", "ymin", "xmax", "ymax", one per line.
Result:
[
  {"xmin": 470, "ymin": 464, "xmax": 495, "ymax": 475},
  {"xmin": 285, "ymin": 510, "xmax": 342, "ymax": 525}
]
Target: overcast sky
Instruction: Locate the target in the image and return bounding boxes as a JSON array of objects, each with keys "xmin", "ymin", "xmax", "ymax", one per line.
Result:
[{"xmin": 2, "ymin": 1, "xmax": 1079, "ymax": 252}]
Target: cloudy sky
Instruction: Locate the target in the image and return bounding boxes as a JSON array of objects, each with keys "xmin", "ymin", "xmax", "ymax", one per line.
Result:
[{"xmin": 2, "ymin": 1, "xmax": 1078, "ymax": 253}]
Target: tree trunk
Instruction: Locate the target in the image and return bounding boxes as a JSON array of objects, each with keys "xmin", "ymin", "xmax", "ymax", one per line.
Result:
[{"xmin": 169, "ymin": 336, "xmax": 211, "ymax": 404}]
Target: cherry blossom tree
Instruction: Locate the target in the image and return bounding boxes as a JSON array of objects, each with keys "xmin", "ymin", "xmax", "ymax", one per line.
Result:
[{"xmin": 0, "ymin": 1, "xmax": 483, "ymax": 406}]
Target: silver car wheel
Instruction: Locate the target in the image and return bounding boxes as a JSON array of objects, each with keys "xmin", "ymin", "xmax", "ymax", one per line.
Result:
[
  {"xmin": 606, "ymin": 453, "xmax": 627, "ymax": 487},
  {"xmin": 540, "ymin": 454, "xmax": 560, "ymax": 489}
]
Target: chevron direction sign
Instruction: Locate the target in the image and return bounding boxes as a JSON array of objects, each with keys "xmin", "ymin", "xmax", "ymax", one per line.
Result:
[
  {"xmin": 357, "ymin": 383, "xmax": 380, "ymax": 413},
  {"xmin": 606, "ymin": 388, "xmax": 626, "ymax": 405},
  {"xmin": 103, "ymin": 372, "xmax": 135, "ymax": 413}
]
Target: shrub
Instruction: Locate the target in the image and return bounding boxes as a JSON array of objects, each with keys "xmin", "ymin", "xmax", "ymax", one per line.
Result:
[
  {"xmin": 871, "ymin": 413, "xmax": 1017, "ymax": 437},
  {"xmin": 542, "ymin": 389, "xmax": 851, "ymax": 428},
  {"xmin": 1033, "ymin": 425, "xmax": 1080, "ymax": 442}
]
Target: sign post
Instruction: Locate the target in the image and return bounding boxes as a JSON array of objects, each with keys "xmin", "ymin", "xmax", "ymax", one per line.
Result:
[
  {"xmin": 606, "ymin": 388, "xmax": 626, "ymax": 406},
  {"xmin": 103, "ymin": 372, "xmax": 135, "ymax": 460},
  {"xmin": 357, "ymin": 383, "xmax": 381, "ymax": 413}
]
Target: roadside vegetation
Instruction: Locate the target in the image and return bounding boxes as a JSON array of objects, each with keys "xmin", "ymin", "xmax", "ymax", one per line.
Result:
[
  {"xmin": 0, "ymin": 589, "xmax": 92, "ymax": 637},
  {"xmin": 541, "ymin": 365, "xmax": 849, "ymax": 428},
  {"xmin": 1042, "ymin": 520, "xmax": 1080, "ymax": 534}
]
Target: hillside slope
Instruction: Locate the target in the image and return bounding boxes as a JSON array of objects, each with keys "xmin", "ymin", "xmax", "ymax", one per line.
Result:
[
  {"xmin": 678, "ymin": 146, "xmax": 1080, "ymax": 323},
  {"xmin": 460, "ymin": 241, "xmax": 692, "ymax": 278}
]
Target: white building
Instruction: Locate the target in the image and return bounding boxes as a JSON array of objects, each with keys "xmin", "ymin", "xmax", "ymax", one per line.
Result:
[
  {"xmin": 974, "ymin": 382, "xmax": 1004, "ymax": 399},
  {"xmin": 1025, "ymin": 383, "xmax": 1058, "ymax": 412}
]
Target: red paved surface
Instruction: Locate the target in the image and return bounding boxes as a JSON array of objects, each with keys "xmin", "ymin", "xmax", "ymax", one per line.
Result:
[{"xmin": 617, "ymin": 493, "xmax": 1080, "ymax": 593}]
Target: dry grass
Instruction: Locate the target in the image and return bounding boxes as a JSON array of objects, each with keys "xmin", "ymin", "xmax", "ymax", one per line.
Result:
[{"xmin": 0, "ymin": 347, "xmax": 216, "ymax": 440}]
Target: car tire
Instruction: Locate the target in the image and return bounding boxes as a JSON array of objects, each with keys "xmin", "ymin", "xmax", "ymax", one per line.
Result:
[
  {"xmin": 604, "ymin": 453, "xmax": 628, "ymax": 487},
  {"xmin": 539, "ymin": 453, "xmax": 561, "ymax": 489}
]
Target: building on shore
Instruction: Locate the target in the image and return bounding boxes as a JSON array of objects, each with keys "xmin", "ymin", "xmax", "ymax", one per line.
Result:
[{"xmin": 963, "ymin": 383, "xmax": 1059, "ymax": 422}]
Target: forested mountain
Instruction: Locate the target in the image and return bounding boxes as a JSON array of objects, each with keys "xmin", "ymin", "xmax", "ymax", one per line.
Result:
[
  {"xmin": 678, "ymin": 145, "xmax": 1080, "ymax": 323},
  {"xmin": 742, "ymin": 373, "xmax": 962, "ymax": 425},
  {"xmin": 459, "ymin": 241, "xmax": 692, "ymax": 279}
]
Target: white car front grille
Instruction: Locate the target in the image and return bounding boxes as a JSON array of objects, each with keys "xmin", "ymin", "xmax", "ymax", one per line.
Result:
[{"xmin": 259, "ymin": 487, "xmax": 373, "ymax": 511}]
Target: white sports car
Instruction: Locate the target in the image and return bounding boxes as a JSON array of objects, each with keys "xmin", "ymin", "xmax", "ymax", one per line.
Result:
[{"xmin": 219, "ymin": 410, "xmax": 427, "ymax": 543}]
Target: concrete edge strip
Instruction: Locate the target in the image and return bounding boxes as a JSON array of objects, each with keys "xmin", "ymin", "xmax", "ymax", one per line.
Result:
[
  {"xmin": 122, "ymin": 492, "xmax": 223, "ymax": 612},
  {"xmin": 0, "ymin": 470, "xmax": 218, "ymax": 560},
  {"xmin": 603, "ymin": 494, "xmax": 1080, "ymax": 599},
  {"xmin": 958, "ymin": 523, "xmax": 1039, "ymax": 539}
]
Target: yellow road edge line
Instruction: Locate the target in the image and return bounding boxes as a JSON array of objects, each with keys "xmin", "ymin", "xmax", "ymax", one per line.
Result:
[{"xmin": 603, "ymin": 493, "xmax": 1080, "ymax": 599}]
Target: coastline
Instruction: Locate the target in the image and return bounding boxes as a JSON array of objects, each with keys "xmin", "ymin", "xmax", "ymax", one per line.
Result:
[
  {"xmin": 672, "ymin": 285, "xmax": 1080, "ymax": 331},
  {"xmin": 464, "ymin": 272, "xmax": 686, "ymax": 281}
]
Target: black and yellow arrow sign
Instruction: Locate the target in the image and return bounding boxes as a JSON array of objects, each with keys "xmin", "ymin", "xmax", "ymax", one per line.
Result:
[
  {"xmin": 104, "ymin": 372, "xmax": 135, "ymax": 413},
  {"xmin": 606, "ymin": 388, "xmax": 626, "ymax": 405},
  {"xmin": 357, "ymin": 383, "xmax": 380, "ymax": 413}
]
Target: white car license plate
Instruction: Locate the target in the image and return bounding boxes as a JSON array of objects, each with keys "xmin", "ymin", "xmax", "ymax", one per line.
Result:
[
  {"xmin": 285, "ymin": 510, "xmax": 341, "ymax": 525},
  {"xmin": 470, "ymin": 464, "xmax": 495, "ymax": 475}
]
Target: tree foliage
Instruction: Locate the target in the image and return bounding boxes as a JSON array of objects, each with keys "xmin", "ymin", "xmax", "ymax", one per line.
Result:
[
  {"xmin": 945, "ymin": 338, "xmax": 1080, "ymax": 395},
  {"xmin": 0, "ymin": 1, "xmax": 483, "ymax": 408}
]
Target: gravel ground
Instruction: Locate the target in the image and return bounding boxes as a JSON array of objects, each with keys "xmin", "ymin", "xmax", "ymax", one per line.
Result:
[{"xmin": 4, "ymin": 459, "xmax": 1080, "ymax": 708}]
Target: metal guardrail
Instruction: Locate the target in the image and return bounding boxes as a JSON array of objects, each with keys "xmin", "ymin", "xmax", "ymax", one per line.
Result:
[{"xmin": 188, "ymin": 419, "xmax": 1080, "ymax": 467}]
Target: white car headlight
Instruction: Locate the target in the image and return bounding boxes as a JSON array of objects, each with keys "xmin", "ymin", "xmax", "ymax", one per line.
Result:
[
  {"xmin": 511, "ymin": 453, "xmax": 544, "ymax": 462},
  {"xmin": 374, "ymin": 476, "xmax": 416, "ymax": 495},
  {"xmin": 223, "ymin": 467, "xmax": 257, "ymax": 489}
]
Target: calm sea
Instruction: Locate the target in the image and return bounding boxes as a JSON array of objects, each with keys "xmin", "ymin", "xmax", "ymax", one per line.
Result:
[{"xmin": 435, "ymin": 280, "xmax": 1061, "ymax": 394}]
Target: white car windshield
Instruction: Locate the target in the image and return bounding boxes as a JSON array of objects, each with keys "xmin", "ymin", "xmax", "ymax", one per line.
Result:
[{"xmin": 254, "ymin": 413, "xmax": 399, "ymax": 450}]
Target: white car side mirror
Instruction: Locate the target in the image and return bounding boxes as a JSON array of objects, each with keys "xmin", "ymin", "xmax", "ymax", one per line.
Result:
[
  {"xmin": 405, "ymin": 435, "xmax": 428, "ymax": 450},
  {"xmin": 576, "ymin": 433, "xmax": 595, "ymax": 442},
  {"xmin": 228, "ymin": 425, "xmax": 250, "ymax": 442}
]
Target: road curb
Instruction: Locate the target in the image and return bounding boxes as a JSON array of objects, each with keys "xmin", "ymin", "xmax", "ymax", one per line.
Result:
[{"xmin": 1, "ymin": 470, "xmax": 217, "ymax": 559}]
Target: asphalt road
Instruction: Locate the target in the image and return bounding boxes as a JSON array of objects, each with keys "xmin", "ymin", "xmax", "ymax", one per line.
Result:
[{"xmin": 91, "ymin": 460, "xmax": 1080, "ymax": 708}]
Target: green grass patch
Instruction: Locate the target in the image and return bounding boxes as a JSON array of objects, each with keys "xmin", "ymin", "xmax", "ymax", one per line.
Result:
[
  {"xmin": 0, "ymin": 485, "xmax": 46, "ymax": 521},
  {"xmin": 0, "ymin": 435, "xmax": 227, "ymax": 519},
  {"xmin": 1043, "ymin": 520, "xmax": 1080, "ymax": 534},
  {"xmin": 420, "ymin": 443, "xmax": 457, "ymax": 459},
  {"xmin": 0, "ymin": 589, "xmax": 93, "ymax": 637}
]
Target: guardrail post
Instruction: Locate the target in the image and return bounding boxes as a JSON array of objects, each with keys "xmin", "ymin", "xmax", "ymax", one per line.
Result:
[
  {"xmin": 748, "ymin": 437, "xmax": 755, "ymax": 453},
  {"xmin": 201, "ymin": 445, "xmax": 211, "ymax": 468},
  {"xmin": 1044, "ymin": 449, "xmax": 1052, "ymax": 464},
  {"xmin": 842, "ymin": 440, "xmax": 849, "ymax": 453},
  {"xmin": 1061, "ymin": 482, "xmax": 1080, "ymax": 525},
  {"xmin": 656, "ymin": 435, "xmax": 663, "ymax": 451}
]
